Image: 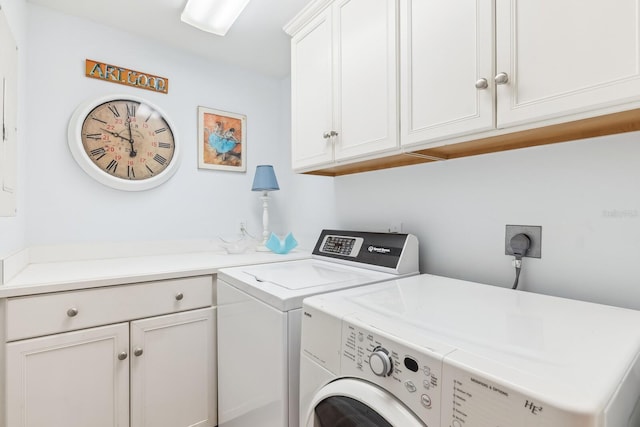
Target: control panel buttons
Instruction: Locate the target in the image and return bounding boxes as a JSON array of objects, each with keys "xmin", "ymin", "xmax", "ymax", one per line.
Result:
[
  {"xmin": 404, "ymin": 381, "xmax": 417, "ymax": 393},
  {"xmin": 369, "ymin": 347, "xmax": 393, "ymax": 377},
  {"xmin": 341, "ymin": 322, "xmax": 443, "ymax": 426},
  {"xmin": 421, "ymin": 394, "xmax": 432, "ymax": 408},
  {"xmin": 320, "ymin": 235, "xmax": 360, "ymax": 256}
]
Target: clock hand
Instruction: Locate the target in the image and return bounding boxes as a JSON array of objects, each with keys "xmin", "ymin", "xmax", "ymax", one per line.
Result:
[
  {"xmin": 125, "ymin": 118, "xmax": 137, "ymax": 157},
  {"xmin": 100, "ymin": 128, "xmax": 129, "ymax": 142},
  {"xmin": 100, "ymin": 127, "xmax": 137, "ymax": 157}
]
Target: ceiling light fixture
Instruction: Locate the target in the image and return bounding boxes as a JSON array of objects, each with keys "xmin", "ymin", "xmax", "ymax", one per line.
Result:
[{"xmin": 181, "ymin": 0, "xmax": 252, "ymax": 36}]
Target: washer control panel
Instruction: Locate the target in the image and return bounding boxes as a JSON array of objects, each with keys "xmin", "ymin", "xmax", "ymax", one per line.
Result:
[
  {"xmin": 340, "ymin": 319, "xmax": 444, "ymax": 427},
  {"xmin": 318, "ymin": 235, "xmax": 364, "ymax": 258},
  {"xmin": 311, "ymin": 229, "xmax": 419, "ymax": 274}
]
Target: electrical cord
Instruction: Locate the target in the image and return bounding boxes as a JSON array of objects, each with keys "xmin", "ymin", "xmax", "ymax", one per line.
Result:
[
  {"xmin": 510, "ymin": 234, "xmax": 531, "ymax": 290},
  {"xmin": 512, "ymin": 258, "xmax": 522, "ymax": 289}
]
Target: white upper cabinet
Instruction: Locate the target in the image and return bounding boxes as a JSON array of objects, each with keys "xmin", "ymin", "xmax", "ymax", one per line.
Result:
[
  {"xmin": 289, "ymin": 0, "xmax": 398, "ymax": 171},
  {"xmin": 288, "ymin": 0, "xmax": 640, "ymax": 175},
  {"xmin": 333, "ymin": 0, "xmax": 398, "ymax": 160},
  {"xmin": 495, "ymin": 0, "xmax": 640, "ymax": 127},
  {"xmin": 290, "ymin": 8, "xmax": 334, "ymax": 169},
  {"xmin": 400, "ymin": 0, "xmax": 494, "ymax": 145},
  {"xmin": 402, "ymin": 0, "xmax": 640, "ymax": 148}
]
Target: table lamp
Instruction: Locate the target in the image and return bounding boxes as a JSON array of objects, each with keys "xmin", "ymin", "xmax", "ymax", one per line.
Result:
[{"xmin": 251, "ymin": 165, "xmax": 279, "ymax": 251}]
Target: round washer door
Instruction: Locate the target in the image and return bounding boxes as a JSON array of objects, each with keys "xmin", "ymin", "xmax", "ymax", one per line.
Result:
[{"xmin": 304, "ymin": 378, "xmax": 425, "ymax": 427}]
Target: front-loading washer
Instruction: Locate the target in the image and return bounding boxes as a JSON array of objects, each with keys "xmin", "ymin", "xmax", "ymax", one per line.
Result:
[
  {"xmin": 216, "ymin": 229, "xmax": 419, "ymax": 427},
  {"xmin": 300, "ymin": 274, "xmax": 640, "ymax": 427}
]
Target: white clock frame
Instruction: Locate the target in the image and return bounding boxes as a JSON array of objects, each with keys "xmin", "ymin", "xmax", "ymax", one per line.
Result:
[{"xmin": 67, "ymin": 93, "xmax": 181, "ymax": 191}]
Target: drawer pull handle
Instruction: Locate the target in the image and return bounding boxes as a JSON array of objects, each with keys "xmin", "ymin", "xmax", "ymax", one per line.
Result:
[
  {"xmin": 175, "ymin": 292, "xmax": 184, "ymax": 301},
  {"xmin": 134, "ymin": 348, "xmax": 144, "ymax": 357},
  {"xmin": 118, "ymin": 351, "xmax": 128, "ymax": 361},
  {"xmin": 67, "ymin": 308, "xmax": 79, "ymax": 317}
]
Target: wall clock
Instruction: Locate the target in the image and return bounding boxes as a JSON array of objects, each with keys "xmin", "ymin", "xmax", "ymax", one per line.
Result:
[{"xmin": 68, "ymin": 94, "xmax": 180, "ymax": 191}]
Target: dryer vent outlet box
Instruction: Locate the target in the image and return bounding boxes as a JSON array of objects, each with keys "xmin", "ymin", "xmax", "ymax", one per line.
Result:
[{"xmin": 505, "ymin": 225, "xmax": 541, "ymax": 258}]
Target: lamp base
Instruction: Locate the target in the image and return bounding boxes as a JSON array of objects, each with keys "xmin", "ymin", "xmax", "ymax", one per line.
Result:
[{"xmin": 256, "ymin": 192, "xmax": 272, "ymax": 253}]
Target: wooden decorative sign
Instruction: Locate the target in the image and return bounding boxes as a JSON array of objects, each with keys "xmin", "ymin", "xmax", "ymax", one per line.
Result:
[{"xmin": 85, "ymin": 59, "xmax": 169, "ymax": 94}]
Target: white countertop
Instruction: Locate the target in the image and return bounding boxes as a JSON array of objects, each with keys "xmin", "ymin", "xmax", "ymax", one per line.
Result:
[{"xmin": 0, "ymin": 245, "xmax": 310, "ymax": 298}]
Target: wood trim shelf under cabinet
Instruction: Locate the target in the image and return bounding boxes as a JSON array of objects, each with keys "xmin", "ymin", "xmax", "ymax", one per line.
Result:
[{"xmin": 301, "ymin": 108, "xmax": 640, "ymax": 177}]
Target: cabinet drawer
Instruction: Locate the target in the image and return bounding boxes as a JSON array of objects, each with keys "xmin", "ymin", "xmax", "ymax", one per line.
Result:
[{"xmin": 6, "ymin": 276, "xmax": 213, "ymax": 341}]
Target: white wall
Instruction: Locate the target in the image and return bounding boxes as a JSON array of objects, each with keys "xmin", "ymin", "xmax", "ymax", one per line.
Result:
[
  {"xmin": 14, "ymin": 3, "xmax": 640, "ymax": 312},
  {"xmin": 24, "ymin": 4, "xmax": 336, "ymax": 250},
  {"xmin": 0, "ymin": 0, "xmax": 28, "ymax": 257},
  {"xmin": 335, "ymin": 132, "xmax": 640, "ymax": 310}
]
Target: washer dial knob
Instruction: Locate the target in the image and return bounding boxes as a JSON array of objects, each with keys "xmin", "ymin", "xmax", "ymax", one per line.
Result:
[{"xmin": 369, "ymin": 347, "xmax": 393, "ymax": 377}]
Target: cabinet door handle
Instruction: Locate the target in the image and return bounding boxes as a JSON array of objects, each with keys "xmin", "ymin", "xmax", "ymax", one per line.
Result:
[
  {"xmin": 323, "ymin": 132, "xmax": 332, "ymax": 139},
  {"xmin": 475, "ymin": 78, "xmax": 488, "ymax": 89},
  {"xmin": 118, "ymin": 351, "xmax": 128, "ymax": 361},
  {"xmin": 175, "ymin": 292, "xmax": 184, "ymax": 301},
  {"xmin": 329, "ymin": 130, "xmax": 339, "ymax": 137},
  {"xmin": 67, "ymin": 308, "xmax": 79, "ymax": 317},
  {"xmin": 134, "ymin": 348, "xmax": 144, "ymax": 357},
  {"xmin": 494, "ymin": 72, "xmax": 509, "ymax": 85}
]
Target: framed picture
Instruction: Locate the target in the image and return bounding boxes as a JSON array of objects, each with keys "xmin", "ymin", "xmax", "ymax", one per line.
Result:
[{"xmin": 198, "ymin": 106, "xmax": 246, "ymax": 172}]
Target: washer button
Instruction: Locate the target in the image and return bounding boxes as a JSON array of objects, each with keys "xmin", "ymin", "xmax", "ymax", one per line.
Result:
[
  {"xmin": 421, "ymin": 394, "xmax": 432, "ymax": 408},
  {"xmin": 423, "ymin": 366, "xmax": 431, "ymax": 376},
  {"xmin": 423, "ymin": 379, "xmax": 431, "ymax": 389},
  {"xmin": 452, "ymin": 420, "xmax": 461, "ymax": 427},
  {"xmin": 404, "ymin": 381, "xmax": 417, "ymax": 393}
]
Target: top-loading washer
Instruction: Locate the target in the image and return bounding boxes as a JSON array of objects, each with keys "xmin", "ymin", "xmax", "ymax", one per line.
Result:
[
  {"xmin": 300, "ymin": 273, "xmax": 640, "ymax": 427},
  {"xmin": 216, "ymin": 229, "xmax": 419, "ymax": 427}
]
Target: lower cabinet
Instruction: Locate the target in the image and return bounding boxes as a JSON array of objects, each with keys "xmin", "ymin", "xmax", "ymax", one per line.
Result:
[
  {"xmin": 7, "ymin": 323, "xmax": 130, "ymax": 427},
  {"xmin": 3, "ymin": 276, "xmax": 216, "ymax": 427},
  {"xmin": 130, "ymin": 308, "xmax": 215, "ymax": 427}
]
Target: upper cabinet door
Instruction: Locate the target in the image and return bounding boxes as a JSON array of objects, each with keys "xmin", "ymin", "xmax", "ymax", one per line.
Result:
[
  {"xmin": 400, "ymin": 0, "xmax": 494, "ymax": 147},
  {"xmin": 291, "ymin": 8, "xmax": 334, "ymax": 170},
  {"xmin": 496, "ymin": 0, "xmax": 640, "ymax": 127},
  {"xmin": 333, "ymin": 0, "xmax": 399, "ymax": 160}
]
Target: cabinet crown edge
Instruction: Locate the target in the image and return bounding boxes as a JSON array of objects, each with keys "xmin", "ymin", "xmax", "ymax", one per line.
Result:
[{"xmin": 283, "ymin": 0, "xmax": 333, "ymax": 35}]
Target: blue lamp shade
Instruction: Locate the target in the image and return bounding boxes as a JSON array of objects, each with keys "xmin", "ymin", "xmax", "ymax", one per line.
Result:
[{"xmin": 251, "ymin": 165, "xmax": 280, "ymax": 192}]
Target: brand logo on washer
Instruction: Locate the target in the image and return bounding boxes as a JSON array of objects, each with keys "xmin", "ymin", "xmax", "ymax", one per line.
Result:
[
  {"xmin": 524, "ymin": 400, "xmax": 543, "ymax": 415},
  {"xmin": 368, "ymin": 246, "xmax": 391, "ymax": 254}
]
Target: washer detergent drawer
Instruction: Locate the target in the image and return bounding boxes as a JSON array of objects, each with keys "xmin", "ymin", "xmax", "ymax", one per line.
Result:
[{"xmin": 305, "ymin": 379, "xmax": 424, "ymax": 427}]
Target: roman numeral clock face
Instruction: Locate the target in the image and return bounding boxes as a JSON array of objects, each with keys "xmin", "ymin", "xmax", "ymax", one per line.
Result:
[{"xmin": 68, "ymin": 95, "xmax": 179, "ymax": 191}]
